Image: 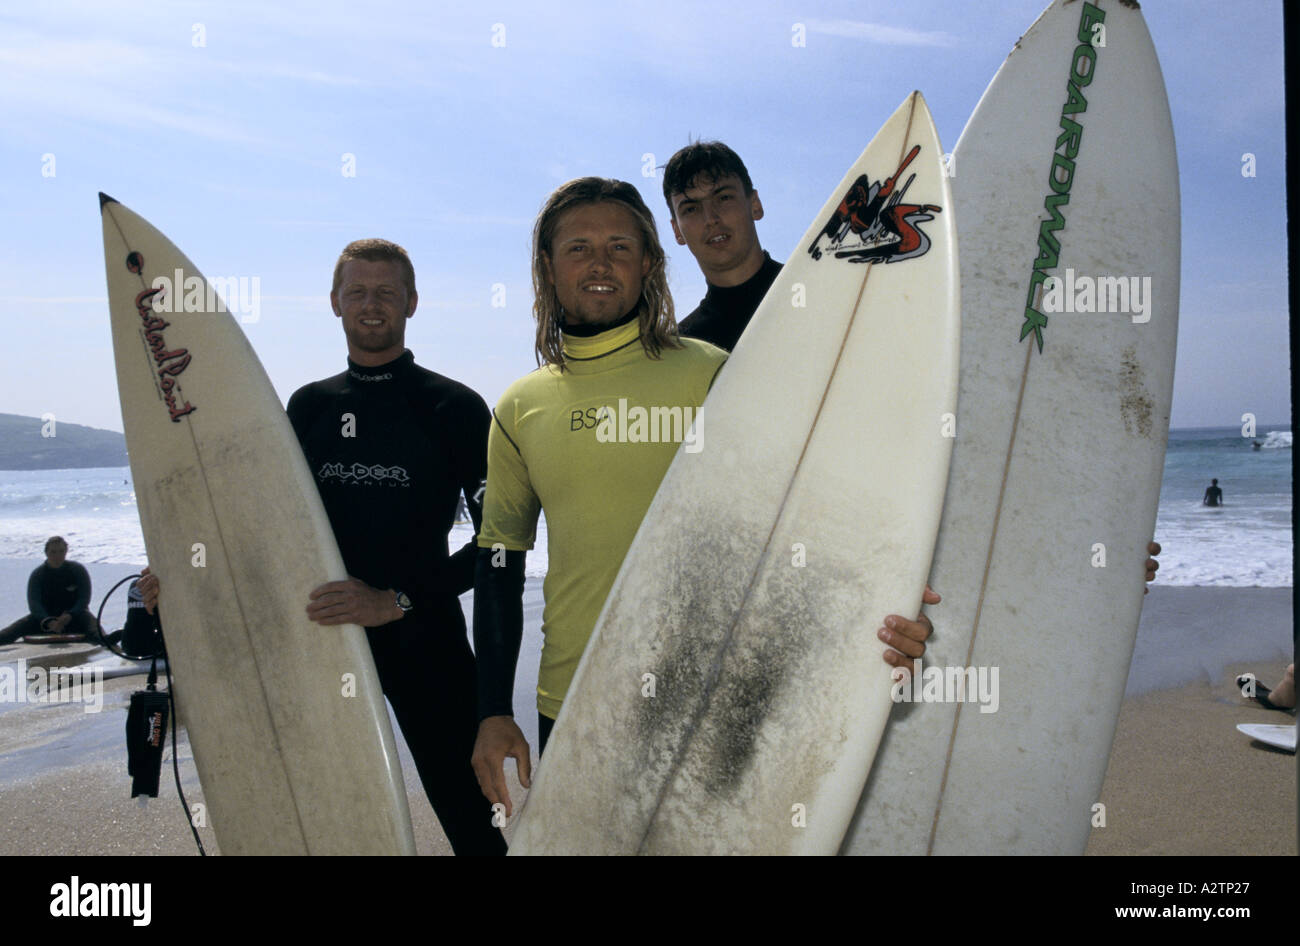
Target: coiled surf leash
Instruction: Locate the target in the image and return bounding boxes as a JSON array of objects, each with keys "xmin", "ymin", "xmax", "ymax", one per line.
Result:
[{"xmin": 96, "ymin": 575, "xmax": 207, "ymax": 856}]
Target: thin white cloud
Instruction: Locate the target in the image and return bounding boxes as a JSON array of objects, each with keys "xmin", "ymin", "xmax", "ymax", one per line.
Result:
[
  {"xmin": 254, "ymin": 220, "xmax": 356, "ymax": 229},
  {"xmin": 0, "ymin": 33, "xmax": 266, "ymax": 146},
  {"xmin": 2, "ymin": 297, "xmax": 108, "ymax": 304},
  {"xmin": 432, "ymin": 211, "xmax": 535, "ymax": 229},
  {"xmin": 806, "ymin": 19, "xmax": 959, "ymax": 48},
  {"xmin": 207, "ymin": 60, "xmax": 364, "ymax": 87}
]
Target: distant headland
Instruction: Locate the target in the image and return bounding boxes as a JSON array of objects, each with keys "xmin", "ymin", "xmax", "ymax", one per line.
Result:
[{"xmin": 0, "ymin": 413, "xmax": 128, "ymax": 470}]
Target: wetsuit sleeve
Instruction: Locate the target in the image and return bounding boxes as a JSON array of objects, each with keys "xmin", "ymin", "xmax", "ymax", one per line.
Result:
[
  {"xmin": 437, "ymin": 390, "xmax": 491, "ymax": 596},
  {"xmin": 71, "ymin": 563, "xmax": 91, "ymax": 613},
  {"xmin": 27, "ymin": 567, "xmax": 47, "ymax": 620},
  {"xmin": 285, "ymin": 385, "xmax": 319, "ymax": 446},
  {"xmin": 473, "ymin": 547, "xmax": 526, "ymax": 719},
  {"xmin": 477, "ymin": 407, "xmax": 541, "ymax": 552}
]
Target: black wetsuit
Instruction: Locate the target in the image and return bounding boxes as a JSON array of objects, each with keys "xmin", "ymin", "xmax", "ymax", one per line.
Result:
[
  {"xmin": 120, "ymin": 580, "xmax": 163, "ymax": 657},
  {"xmin": 287, "ymin": 349, "xmax": 505, "ymax": 856},
  {"xmin": 677, "ymin": 252, "xmax": 784, "ymax": 353},
  {"xmin": 0, "ymin": 561, "xmax": 96, "ymax": 643}
]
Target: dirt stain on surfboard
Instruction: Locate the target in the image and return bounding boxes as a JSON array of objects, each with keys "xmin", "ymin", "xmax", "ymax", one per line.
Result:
[
  {"xmin": 631, "ymin": 543, "xmax": 824, "ymax": 800},
  {"xmin": 1118, "ymin": 345, "xmax": 1153, "ymax": 438}
]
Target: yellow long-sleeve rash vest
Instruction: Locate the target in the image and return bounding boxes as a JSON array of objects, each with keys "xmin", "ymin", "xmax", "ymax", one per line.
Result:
[{"xmin": 478, "ymin": 319, "xmax": 727, "ymax": 719}]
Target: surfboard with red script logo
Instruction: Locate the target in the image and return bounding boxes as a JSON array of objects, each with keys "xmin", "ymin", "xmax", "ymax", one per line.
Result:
[
  {"xmin": 510, "ymin": 92, "xmax": 958, "ymax": 855},
  {"xmin": 843, "ymin": 0, "xmax": 1180, "ymax": 855},
  {"xmin": 101, "ymin": 194, "xmax": 416, "ymax": 855}
]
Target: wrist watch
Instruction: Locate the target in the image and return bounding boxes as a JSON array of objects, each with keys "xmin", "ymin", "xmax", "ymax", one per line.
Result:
[{"xmin": 394, "ymin": 590, "xmax": 413, "ymax": 615}]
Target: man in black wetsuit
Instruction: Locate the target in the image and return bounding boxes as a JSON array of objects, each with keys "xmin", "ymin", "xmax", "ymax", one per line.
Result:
[
  {"xmin": 0, "ymin": 537, "xmax": 97, "ymax": 643},
  {"xmin": 663, "ymin": 141, "xmax": 783, "ymax": 354},
  {"xmin": 144, "ymin": 240, "xmax": 505, "ymax": 855},
  {"xmin": 290, "ymin": 238, "xmax": 505, "ymax": 855}
]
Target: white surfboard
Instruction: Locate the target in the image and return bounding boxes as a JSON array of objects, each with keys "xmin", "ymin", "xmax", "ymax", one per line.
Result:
[
  {"xmin": 1236, "ymin": 723, "xmax": 1296, "ymax": 753},
  {"xmin": 101, "ymin": 195, "xmax": 416, "ymax": 855},
  {"xmin": 510, "ymin": 92, "xmax": 958, "ymax": 855},
  {"xmin": 52, "ymin": 659, "xmax": 166, "ymax": 682},
  {"xmin": 843, "ymin": 0, "xmax": 1180, "ymax": 855}
]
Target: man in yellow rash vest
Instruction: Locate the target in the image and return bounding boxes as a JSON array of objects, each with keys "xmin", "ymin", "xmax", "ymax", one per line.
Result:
[{"xmin": 470, "ymin": 177, "xmax": 936, "ymax": 817}]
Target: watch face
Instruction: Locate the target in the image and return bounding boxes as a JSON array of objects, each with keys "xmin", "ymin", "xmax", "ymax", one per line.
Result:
[{"xmin": 396, "ymin": 592, "xmax": 413, "ymax": 612}]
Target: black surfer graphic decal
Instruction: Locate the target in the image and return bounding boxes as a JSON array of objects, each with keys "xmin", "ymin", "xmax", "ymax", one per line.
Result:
[{"xmin": 807, "ymin": 144, "xmax": 942, "ymax": 264}]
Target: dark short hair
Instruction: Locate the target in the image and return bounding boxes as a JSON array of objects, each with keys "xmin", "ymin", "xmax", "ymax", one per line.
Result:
[
  {"xmin": 45, "ymin": 536, "xmax": 67, "ymax": 554},
  {"xmin": 331, "ymin": 239, "xmax": 416, "ymax": 299},
  {"xmin": 662, "ymin": 140, "xmax": 754, "ymax": 212}
]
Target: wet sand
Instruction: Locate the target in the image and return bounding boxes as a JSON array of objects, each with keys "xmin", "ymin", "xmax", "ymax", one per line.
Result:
[
  {"xmin": 0, "ymin": 568, "xmax": 543, "ymax": 856},
  {"xmin": 1, "ymin": 572, "xmax": 1292, "ymax": 855},
  {"xmin": 1086, "ymin": 661, "xmax": 1295, "ymax": 855}
]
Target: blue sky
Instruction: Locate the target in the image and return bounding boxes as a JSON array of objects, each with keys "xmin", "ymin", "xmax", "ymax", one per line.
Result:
[{"xmin": 0, "ymin": 0, "xmax": 1289, "ymax": 431}]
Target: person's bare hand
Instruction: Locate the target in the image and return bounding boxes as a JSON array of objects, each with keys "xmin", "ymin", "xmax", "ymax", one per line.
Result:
[
  {"xmin": 1144, "ymin": 541, "xmax": 1161, "ymax": 594},
  {"xmin": 306, "ymin": 579, "xmax": 402, "ymax": 627},
  {"xmin": 471, "ymin": 716, "xmax": 532, "ymax": 818},
  {"xmin": 138, "ymin": 566, "xmax": 159, "ymax": 614},
  {"xmin": 880, "ymin": 584, "xmax": 940, "ymax": 678}
]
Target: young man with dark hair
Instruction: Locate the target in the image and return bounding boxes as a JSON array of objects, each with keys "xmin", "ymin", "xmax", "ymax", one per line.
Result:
[{"xmin": 663, "ymin": 141, "xmax": 783, "ymax": 354}]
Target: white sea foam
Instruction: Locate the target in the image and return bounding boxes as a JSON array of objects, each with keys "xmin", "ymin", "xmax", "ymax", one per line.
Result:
[
  {"xmin": 0, "ymin": 467, "xmax": 554, "ymax": 577},
  {"xmin": 0, "ymin": 468, "xmax": 145, "ymax": 564},
  {"xmin": 1152, "ymin": 503, "xmax": 1292, "ymax": 586},
  {"xmin": 0, "ymin": 429, "xmax": 1289, "ymax": 587}
]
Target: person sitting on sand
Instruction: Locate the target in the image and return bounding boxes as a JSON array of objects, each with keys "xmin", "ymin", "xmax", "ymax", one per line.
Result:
[
  {"xmin": 0, "ymin": 536, "xmax": 99, "ymax": 644},
  {"xmin": 1202, "ymin": 478, "xmax": 1223, "ymax": 507},
  {"xmin": 1237, "ymin": 664, "xmax": 1296, "ymax": 713}
]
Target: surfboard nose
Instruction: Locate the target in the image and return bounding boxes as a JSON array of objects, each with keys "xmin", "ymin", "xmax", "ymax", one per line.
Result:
[{"xmin": 99, "ymin": 192, "xmax": 117, "ymax": 211}]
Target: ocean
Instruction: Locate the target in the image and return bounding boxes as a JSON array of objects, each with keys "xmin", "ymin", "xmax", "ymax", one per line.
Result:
[
  {"xmin": 0, "ymin": 425, "xmax": 1290, "ymax": 586},
  {"xmin": 1153, "ymin": 425, "xmax": 1291, "ymax": 586}
]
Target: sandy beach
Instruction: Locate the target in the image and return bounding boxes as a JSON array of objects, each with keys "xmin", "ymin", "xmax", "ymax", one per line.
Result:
[
  {"xmin": 0, "ymin": 561, "xmax": 543, "ymax": 856},
  {"xmin": 1085, "ymin": 586, "xmax": 1295, "ymax": 856},
  {"xmin": 0, "ymin": 561, "xmax": 1292, "ymax": 855}
]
